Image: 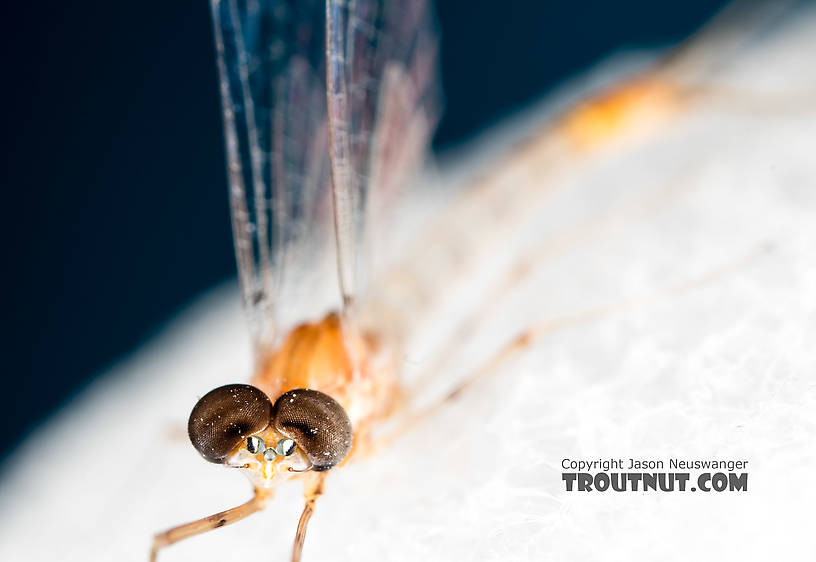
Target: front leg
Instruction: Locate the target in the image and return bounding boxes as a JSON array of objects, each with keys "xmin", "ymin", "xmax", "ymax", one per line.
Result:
[
  {"xmin": 291, "ymin": 472, "xmax": 327, "ymax": 562},
  {"xmin": 150, "ymin": 489, "xmax": 271, "ymax": 561}
]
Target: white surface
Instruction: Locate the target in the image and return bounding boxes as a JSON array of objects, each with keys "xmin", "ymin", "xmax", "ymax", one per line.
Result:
[{"xmin": 3, "ymin": 6, "xmax": 816, "ymax": 561}]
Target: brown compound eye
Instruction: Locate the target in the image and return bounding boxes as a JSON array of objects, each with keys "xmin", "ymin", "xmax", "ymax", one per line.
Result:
[
  {"xmin": 272, "ymin": 389, "xmax": 353, "ymax": 472},
  {"xmin": 188, "ymin": 384, "xmax": 272, "ymax": 464}
]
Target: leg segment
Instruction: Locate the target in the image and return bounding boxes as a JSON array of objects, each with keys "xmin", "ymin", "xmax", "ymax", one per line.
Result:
[
  {"xmin": 381, "ymin": 242, "xmax": 772, "ymax": 452},
  {"xmin": 291, "ymin": 473, "xmax": 327, "ymax": 562},
  {"xmin": 150, "ymin": 490, "xmax": 269, "ymax": 562}
]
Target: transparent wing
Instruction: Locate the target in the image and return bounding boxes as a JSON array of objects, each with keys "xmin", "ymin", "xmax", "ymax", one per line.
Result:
[
  {"xmin": 212, "ymin": 0, "xmax": 439, "ymax": 357},
  {"xmin": 326, "ymin": 0, "xmax": 441, "ymax": 306},
  {"xmin": 211, "ymin": 0, "xmax": 335, "ymax": 355}
]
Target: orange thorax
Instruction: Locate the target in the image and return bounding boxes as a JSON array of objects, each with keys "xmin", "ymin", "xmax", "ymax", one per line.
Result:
[
  {"xmin": 251, "ymin": 313, "xmax": 398, "ymax": 431},
  {"xmin": 253, "ymin": 313, "xmax": 354, "ymax": 401}
]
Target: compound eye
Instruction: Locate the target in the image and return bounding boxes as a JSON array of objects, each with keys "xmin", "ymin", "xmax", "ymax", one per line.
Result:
[
  {"xmin": 188, "ymin": 384, "xmax": 272, "ymax": 463},
  {"xmin": 272, "ymin": 389, "xmax": 353, "ymax": 471}
]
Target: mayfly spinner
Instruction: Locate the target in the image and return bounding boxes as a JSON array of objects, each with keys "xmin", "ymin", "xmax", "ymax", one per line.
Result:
[
  {"xmin": 151, "ymin": 0, "xmax": 440, "ymax": 560},
  {"xmin": 148, "ymin": 1, "xmax": 811, "ymax": 560}
]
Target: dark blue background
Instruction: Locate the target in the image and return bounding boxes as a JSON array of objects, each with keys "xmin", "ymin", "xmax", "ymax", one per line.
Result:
[{"xmin": 4, "ymin": 1, "xmax": 728, "ymax": 461}]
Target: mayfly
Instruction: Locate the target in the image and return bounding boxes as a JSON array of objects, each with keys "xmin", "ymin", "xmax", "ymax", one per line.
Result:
[
  {"xmin": 151, "ymin": 0, "xmax": 441, "ymax": 560},
  {"xmin": 0, "ymin": 0, "xmax": 813, "ymax": 561},
  {"xmin": 149, "ymin": 1, "xmax": 814, "ymax": 561}
]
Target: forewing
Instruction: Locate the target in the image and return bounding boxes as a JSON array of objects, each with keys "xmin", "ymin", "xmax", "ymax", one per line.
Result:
[
  {"xmin": 211, "ymin": 0, "xmax": 335, "ymax": 356},
  {"xmin": 326, "ymin": 0, "xmax": 441, "ymax": 306},
  {"xmin": 211, "ymin": 0, "xmax": 440, "ymax": 357}
]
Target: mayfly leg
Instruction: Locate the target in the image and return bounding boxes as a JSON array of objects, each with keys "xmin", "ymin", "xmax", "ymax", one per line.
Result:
[
  {"xmin": 403, "ymin": 65, "xmax": 816, "ymax": 401},
  {"xmin": 378, "ymin": 242, "xmax": 774, "ymax": 452},
  {"xmin": 291, "ymin": 472, "xmax": 327, "ymax": 562},
  {"xmin": 149, "ymin": 490, "xmax": 270, "ymax": 562},
  {"xmin": 408, "ymin": 173, "xmax": 693, "ymax": 399}
]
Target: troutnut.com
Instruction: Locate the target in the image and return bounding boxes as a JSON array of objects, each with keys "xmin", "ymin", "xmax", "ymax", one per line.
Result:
[{"xmin": 561, "ymin": 458, "xmax": 748, "ymax": 492}]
